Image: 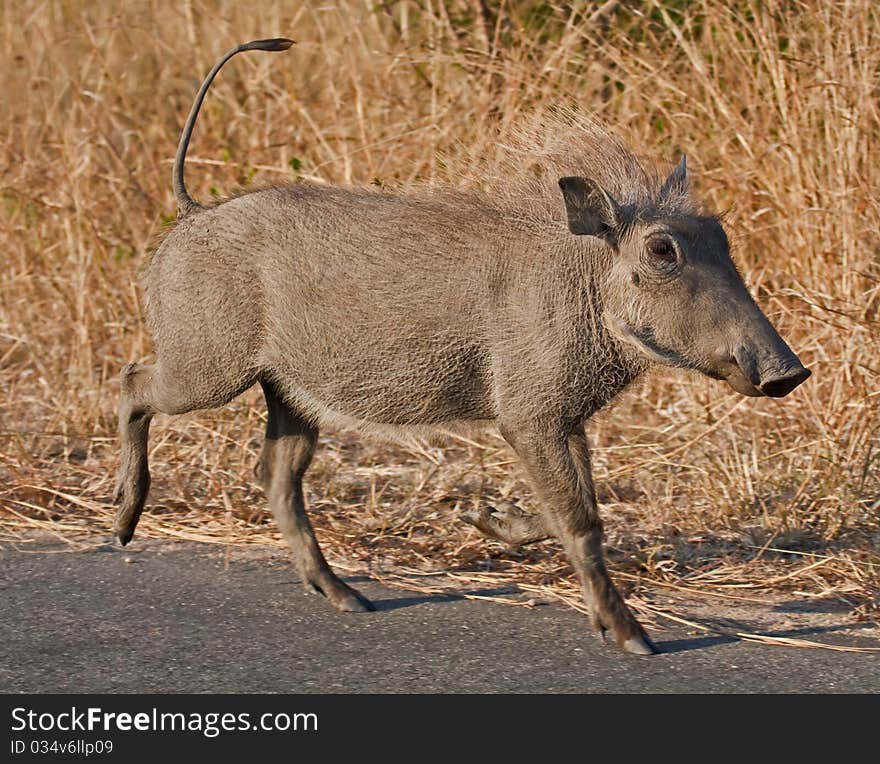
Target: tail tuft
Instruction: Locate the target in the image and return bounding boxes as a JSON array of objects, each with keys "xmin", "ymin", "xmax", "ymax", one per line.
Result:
[{"xmin": 241, "ymin": 38, "xmax": 295, "ymax": 52}]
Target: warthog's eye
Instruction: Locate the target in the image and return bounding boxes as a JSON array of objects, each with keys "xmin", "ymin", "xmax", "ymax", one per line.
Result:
[{"xmin": 646, "ymin": 236, "xmax": 677, "ymax": 266}]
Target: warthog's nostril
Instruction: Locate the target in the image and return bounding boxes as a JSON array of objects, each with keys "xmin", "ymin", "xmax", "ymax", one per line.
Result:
[{"xmin": 759, "ymin": 367, "xmax": 811, "ymax": 398}]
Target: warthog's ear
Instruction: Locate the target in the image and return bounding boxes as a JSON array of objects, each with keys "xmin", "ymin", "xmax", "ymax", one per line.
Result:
[
  {"xmin": 558, "ymin": 177, "xmax": 621, "ymax": 239},
  {"xmin": 659, "ymin": 155, "xmax": 689, "ymax": 201}
]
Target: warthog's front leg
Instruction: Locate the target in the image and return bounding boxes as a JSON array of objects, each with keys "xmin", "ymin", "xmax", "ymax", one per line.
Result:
[
  {"xmin": 499, "ymin": 421, "xmax": 658, "ymax": 655},
  {"xmin": 259, "ymin": 380, "xmax": 374, "ymax": 613}
]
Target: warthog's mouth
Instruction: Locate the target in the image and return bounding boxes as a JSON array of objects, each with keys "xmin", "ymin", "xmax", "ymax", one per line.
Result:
[{"xmin": 722, "ymin": 367, "xmax": 764, "ymax": 397}]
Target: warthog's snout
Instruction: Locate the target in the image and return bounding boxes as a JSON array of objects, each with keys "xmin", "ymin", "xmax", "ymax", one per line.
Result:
[
  {"xmin": 759, "ymin": 365, "xmax": 811, "ymax": 397},
  {"xmin": 727, "ymin": 345, "xmax": 811, "ymax": 398}
]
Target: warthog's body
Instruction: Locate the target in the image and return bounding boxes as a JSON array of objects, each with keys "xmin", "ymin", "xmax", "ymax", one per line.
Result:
[
  {"xmin": 148, "ymin": 185, "xmax": 636, "ymax": 430},
  {"xmin": 115, "ymin": 40, "xmax": 810, "ymax": 655}
]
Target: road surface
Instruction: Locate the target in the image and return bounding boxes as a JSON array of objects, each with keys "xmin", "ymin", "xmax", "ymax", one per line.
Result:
[{"xmin": 1, "ymin": 536, "xmax": 877, "ymax": 693}]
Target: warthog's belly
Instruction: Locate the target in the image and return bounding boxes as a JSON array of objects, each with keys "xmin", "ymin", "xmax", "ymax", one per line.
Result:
[{"xmin": 265, "ymin": 334, "xmax": 496, "ymax": 427}]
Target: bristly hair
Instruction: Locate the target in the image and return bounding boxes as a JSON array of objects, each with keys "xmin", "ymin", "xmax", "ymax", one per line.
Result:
[{"xmin": 462, "ymin": 104, "xmax": 697, "ymax": 227}]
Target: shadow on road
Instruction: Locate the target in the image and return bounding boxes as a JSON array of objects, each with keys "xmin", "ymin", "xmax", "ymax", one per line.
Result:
[
  {"xmin": 657, "ymin": 621, "xmax": 875, "ymax": 654},
  {"xmin": 370, "ymin": 587, "xmax": 523, "ymax": 612}
]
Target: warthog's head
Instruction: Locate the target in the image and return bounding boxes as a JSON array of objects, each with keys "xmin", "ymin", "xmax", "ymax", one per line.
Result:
[{"xmin": 559, "ymin": 158, "xmax": 810, "ymax": 397}]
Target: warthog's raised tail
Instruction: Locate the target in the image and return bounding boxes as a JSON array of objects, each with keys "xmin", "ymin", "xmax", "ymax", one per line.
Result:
[{"xmin": 172, "ymin": 38, "xmax": 294, "ymax": 217}]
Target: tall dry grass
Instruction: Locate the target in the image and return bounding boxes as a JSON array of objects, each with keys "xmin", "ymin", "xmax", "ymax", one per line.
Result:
[{"xmin": 1, "ymin": 1, "xmax": 878, "ymax": 638}]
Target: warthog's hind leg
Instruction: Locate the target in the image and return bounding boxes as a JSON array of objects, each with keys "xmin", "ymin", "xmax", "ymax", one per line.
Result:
[
  {"xmin": 114, "ymin": 360, "xmax": 257, "ymax": 545},
  {"xmin": 259, "ymin": 379, "xmax": 374, "ymax": 613},
  {"xmin": 113, "ymin": 363, "xmax": 156, "ymax": 545}
]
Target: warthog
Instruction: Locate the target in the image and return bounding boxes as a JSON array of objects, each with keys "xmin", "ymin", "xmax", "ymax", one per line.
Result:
[{"xmin": 114, "ymin": 39, "xmax": 811, "ymax": 655}]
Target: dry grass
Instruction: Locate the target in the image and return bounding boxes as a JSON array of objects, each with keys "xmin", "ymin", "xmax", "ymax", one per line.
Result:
[{"xmin": 1, "ymin": 1, "xmax": 878, "ymax": 649}]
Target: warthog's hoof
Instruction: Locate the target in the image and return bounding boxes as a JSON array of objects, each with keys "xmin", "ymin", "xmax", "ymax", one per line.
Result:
[
  {"xmin": 112, "ymin": 494, "xmax": 141, "ymax": 547},
  {"xmin": 303, "ymin": 577, "xmax": 375, "ymax": 613},
  {"xmin": 112, "ymin": 466, "xmax": 148, "ymax": 547},
  {"xmin": 113, "ymin": 508, "xmax": 139, "ymax": 546},
  {"xmin": 461, "ymin": 502, "xmax": 550, "ymax": 546},
  {"xmin": 334, "ymin": 590, "xmax": 376, "ymax": 613},
  {"xmin": 593, "ymin": 625, "xmax": 658, "ymax": 655},
  {"xmin": 622, "ymin": 634, "xmax": 660, "ymax": 655},
  {"xmin": 591, "ymin": 604, "xmax": 659, "ymax": 655},
  {"xmin": 116, "ymin": 526, "xmax": 135, "ymax": 547}
]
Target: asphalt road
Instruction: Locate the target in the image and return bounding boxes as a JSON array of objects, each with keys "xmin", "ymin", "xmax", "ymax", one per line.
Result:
[{"xmin": 1, "ymin": 537, "xmax": 877, "ymax": 693}]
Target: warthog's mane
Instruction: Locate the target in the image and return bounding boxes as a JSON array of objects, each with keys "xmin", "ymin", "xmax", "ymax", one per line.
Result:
[{"xmin": 462, "ymin": 105, "xmax": 696, "ymax": 228}]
